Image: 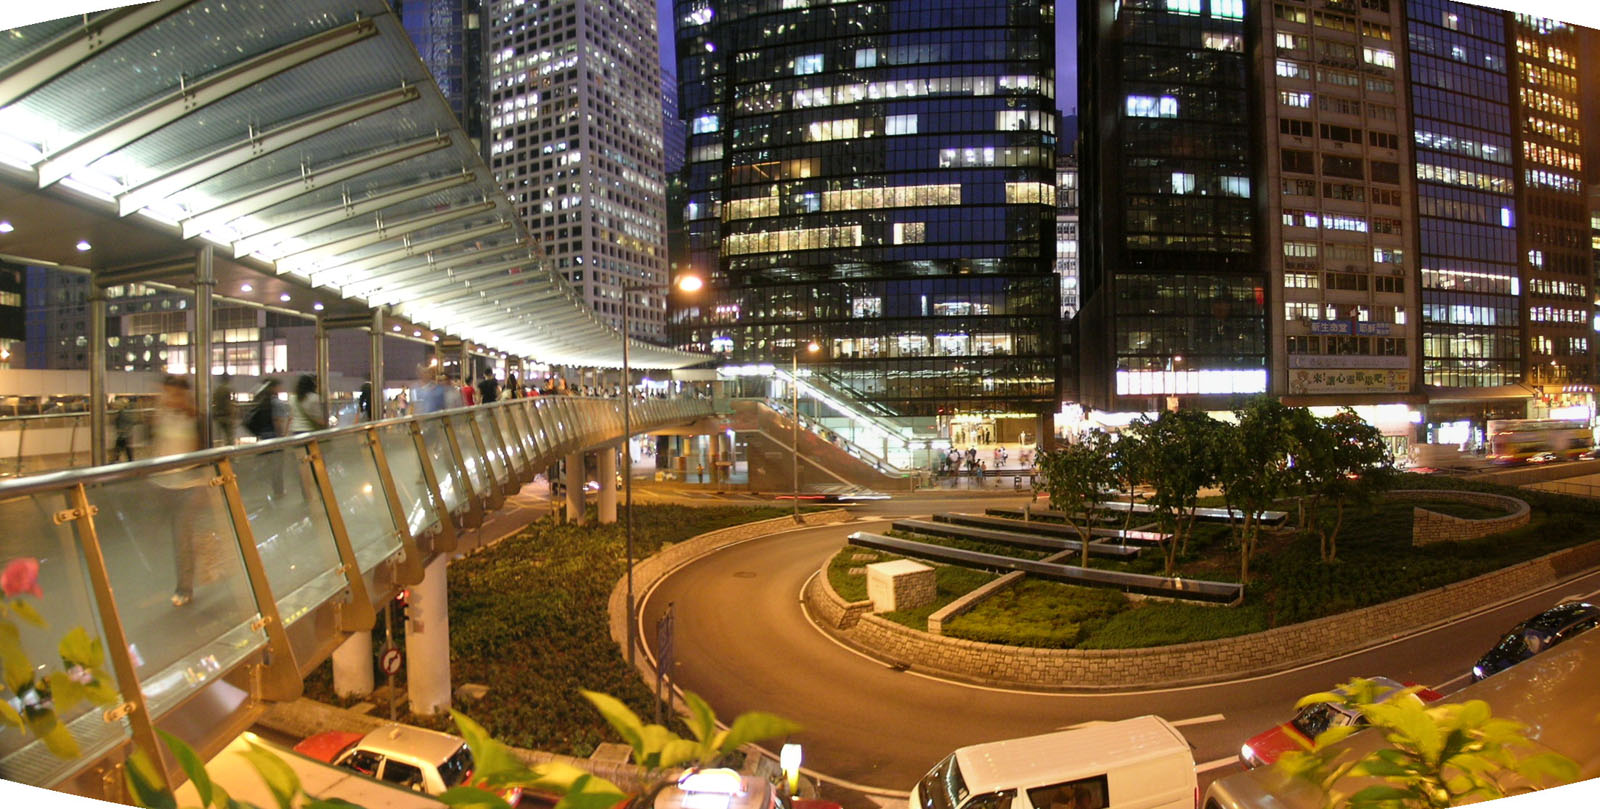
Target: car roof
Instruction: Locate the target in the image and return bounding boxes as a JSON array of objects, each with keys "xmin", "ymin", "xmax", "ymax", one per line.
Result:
[
  {"xmin": 358, "ymin": 725, "xmax": 469, "ymax": 764},
  {"xmin": 953, "ymin": 716, "xmax": 1189, "ymax": 794},
  {"xmin": 1522, "ymin": 602, "xmax": 1599, "ymax": 633}
]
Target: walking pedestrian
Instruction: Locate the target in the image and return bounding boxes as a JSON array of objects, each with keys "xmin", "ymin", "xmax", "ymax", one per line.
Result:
[
  {"xmin": 477, "ymin": 372, "xmax": 499, "ymax": 405},
  {"xmin": 152, "ymin": 376, "xmax": 206, "ymax": 607},
  {"xmin": 288, "ymin": 374, "xmax": 326, "ymax": 435},
  {"xmin": 211, "ymin": 373, "xmax": 238, "ymax": 446},
  {"xmin": 461, "ymin": 375, "xmax": 476, "ymax": 406},
  {"xmin": 111, "ymin": 398, "xmax": 137, "ymax": 462}
]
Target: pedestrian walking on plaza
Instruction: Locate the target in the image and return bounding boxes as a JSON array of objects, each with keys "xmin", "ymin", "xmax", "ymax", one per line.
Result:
[
  {"xmin": 478, "ymin": 372, "xmax": 499, "ymax": 405},
  {"xmin": 359, "ymin": 382, "xmax": 373, "ymax": 421},
  {"xmin": 245, "ymin": 379, "xmax": 281, "ymax": 439},
  {"xmin": 288, "ymin": 374, "xmax": 326, "ymax": 435},
  {"xmin": 112, "ymin": 398, "xmax": 137, "ymax": 462},
  {"xmin": 152, "ymin": 376, "xmax": 208, "ymax": 607},
  {"xmin": 461, "ymin": 375, "xmax": 476, "ymax": 406},
  {"xmin": 211, "ymin": 373, "xmax": 237, "ymax": 446}
]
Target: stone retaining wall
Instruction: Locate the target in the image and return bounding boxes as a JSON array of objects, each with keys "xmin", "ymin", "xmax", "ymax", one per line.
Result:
[
  {"xmin": 805, "ymin": 538, "xmax": 1600, "ymax": 689},
  {"xmin": 1384, "ymin": 489, "xmax": 1530, "ymax": 545},
  {"xmin": 609, "ymin": 509, "xmax": 852, "ymax": 668}
]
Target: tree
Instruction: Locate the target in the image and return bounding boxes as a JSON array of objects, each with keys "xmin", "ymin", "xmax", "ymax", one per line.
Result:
[
  {"xmin": 1034, "ymin": 432, "xmax": 1118, "ymax": 567},
  {"xmin": 1107, "ymin": 430, "xmax": 1149, "ymax": 537},
  {"xmin": 1275, "ymin": 678, "xmax": 1578, "ymax": 809},
  {"xmin": 1298, "ymin": 409, "xmax": 1398, "ymax": 562},
  {"xmin": 1136, "ymin": 409, "xmax": 1223, "ymax": 574},
  {"xmin": 1215, "ymin": 397, "xmax": 1300, "ymax": 585}
]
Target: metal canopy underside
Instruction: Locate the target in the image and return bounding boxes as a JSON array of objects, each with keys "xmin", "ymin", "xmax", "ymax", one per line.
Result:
[{"xmin": 0, "ymin": 0, "xmax": 701, "ymax": 369}]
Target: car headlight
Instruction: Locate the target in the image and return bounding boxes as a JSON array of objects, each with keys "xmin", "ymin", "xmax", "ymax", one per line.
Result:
[
  {"xmin": 1240, "ymin": 743, "xmax": 1257, "ymax": 766},
  {"xmin": 1472, "ymin": 665, "xmax": 1486, "ymax": 680}
]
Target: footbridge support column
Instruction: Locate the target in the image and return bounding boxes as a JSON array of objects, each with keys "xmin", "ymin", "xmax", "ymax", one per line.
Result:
[
  {"xmin": 597, "ymin": 445, "xmax": 618, "ymax": 524},
  {"xmin": 565, "ymin": 451, "xmax": 586, "ymax": 525},
  {"xmin": 331, "ymin": 632, "xmax": 373, "ymax": 698},
  {"xmin": 407, "ymin": 554, "xmax": 452, "ymax": 716}
]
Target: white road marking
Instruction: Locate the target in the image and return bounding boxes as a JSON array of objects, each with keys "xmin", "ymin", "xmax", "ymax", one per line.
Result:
[
  {"xmin": 1196, "ymin": 757, "xmax": 1238, "ymax": 774},
  {"xmin": 1171, "ymin": 713, "xmax": 1227, "ymax": 727},
  {"xmin": 1435, "ymin": 672, "xmax": 1472, "ymax": 690}
]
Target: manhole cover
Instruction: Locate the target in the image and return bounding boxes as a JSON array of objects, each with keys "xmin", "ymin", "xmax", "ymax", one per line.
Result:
[{"xmin": 733, "ymin": 571, "xmax": 757, "ymax": 578}]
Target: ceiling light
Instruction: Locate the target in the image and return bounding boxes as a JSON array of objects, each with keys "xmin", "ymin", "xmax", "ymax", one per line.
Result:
[
  {"xmin": 0, "ymin": 221, "xmax": 13, "ymax": 233},
  {"xmin": 413, "ymin": 330, "xmax": 422, "ymax": 337},
  {"xmin": 392, "ymin": 325, "xmax": 401, "ymax": 332},
  {"xmin": 75, "ymin": 240, "xmax": 91, "ymax": 251},
  {"xmin": 240, "ymin": 284, "xmax": 253, "ymax": 293},
  {"xmin": 313, "ymin": 302, "xmax": 324, "ymax": 311},
  {"xmin": 279, "ymin": 293, "xmax": 291, "ymax": 302}
]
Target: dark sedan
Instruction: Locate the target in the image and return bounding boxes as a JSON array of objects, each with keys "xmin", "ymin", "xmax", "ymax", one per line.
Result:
[{"xmin": 1471, "ymin": 600, "xmax": 1600, "ymax": 681}]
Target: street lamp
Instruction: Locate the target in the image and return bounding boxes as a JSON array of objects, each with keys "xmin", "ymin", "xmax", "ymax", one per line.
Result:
[
  {"xmin": 792, "ymin": 340, "xmax": 820, "ymax": 523},
  {"xmin": 622, "ymin": 272, "xmax": 701, "ymax": 668}
]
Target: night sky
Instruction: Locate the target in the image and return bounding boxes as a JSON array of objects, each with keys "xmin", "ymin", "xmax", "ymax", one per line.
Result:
[{"xmin": 654, "ymin": 1, "xmax": 1078, "ymax": 117}]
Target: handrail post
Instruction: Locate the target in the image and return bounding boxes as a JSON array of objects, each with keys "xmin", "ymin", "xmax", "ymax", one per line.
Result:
[
  {"xmin": 305, "ymin": 440, "xmax": 377, "ymax": 631},
  {"xmin": 70, "ymin": 483, "xmax": 169, "ymax": 792},
  {"xmin": 89, "ymin": 282, "xmax": 107, "ymax": 467},
  {"xmin": 214, "ymin": 457, "xmax": 303, "ymax": 702},
  {"xmin": 365, "ymin": 427, "xmax": 425, "ymax": 585}
]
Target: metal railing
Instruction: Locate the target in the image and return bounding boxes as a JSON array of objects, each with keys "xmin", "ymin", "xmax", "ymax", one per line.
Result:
[
  {"xmin": 0, "ymin": 394, "xmax": 710, "ymax": 797},
  {"xmin": 0, "ymin": 409, "xmax": 155, "ymax": 478}
]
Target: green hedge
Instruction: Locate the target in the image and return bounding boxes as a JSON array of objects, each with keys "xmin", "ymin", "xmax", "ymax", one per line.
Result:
[
  {"xmin": 304, "ymin": 505, "xmax": 792, "ymax": 755},
  {"xmin": 943, "ymin": 580, "xmax": 1127, "ymax": 648}
]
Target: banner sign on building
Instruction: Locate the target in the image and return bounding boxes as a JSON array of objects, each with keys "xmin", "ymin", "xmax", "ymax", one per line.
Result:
[
  {"xmin": 1289, "ymin": 368, "xmax": 1411, "ymax": 394},
  {"xmin": 1310, "ymin": 320, "xmax": 1350, "ymax": 334},
  {"xmin": 1289, "ymin": 355, "xmax": 1410, "ymax": 370}
]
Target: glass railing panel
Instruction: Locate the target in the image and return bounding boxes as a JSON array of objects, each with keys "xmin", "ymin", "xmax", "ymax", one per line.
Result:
[
  {"xmin": 418, "ymin": 420, "xmax": 466, "ymax": 513},
  {"xmin": 85, "ymin": 461, "xmax": 266, "ymax": 717},
  {"xmin": 532, "ymin": 399, "xmax": 562, "ymax": 450},
  {"xmin": 0, "ymin": 489, "xmax": 130, "ymax": 786},
  {"xmin": 231, "ymin": 446, "xmax": 346, "ymax": 628},
  {"xmin": 491, "ymin": 405, "xmax": 528, "ymax": 476},
  {"xmin": 473, "ymin": 409, "xmax": 511, "ymax": 487},
  {"xmin": 448, "ymin": 414, "xmax": 490, "ymax": 497},
  {"xmin": 510, "ymin": 402, "xmax": 541, "ymax": 460},
  {"xmin": 315, "ymin": 433, "xmax": 402, "ymax": 573},
  {"xmin": 377, "ymin": 425, "xmax": 439, "ymax": 539}
]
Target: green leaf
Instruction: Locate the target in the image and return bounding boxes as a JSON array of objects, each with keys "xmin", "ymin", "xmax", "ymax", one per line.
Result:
[
  {"xmin": 159, "ymin": 728, "xmax": 217, "ymax": 808},
  {"xmin": 682, "ymin": 691, "xmax": 717, "ymax": 744},
  {"xmin": 581, "ymin": 690, "xmax": 645, "ymax": 753},
  {"xmin": 46, "ymin": 671, "xmax": 88, "ymax": 712},
  {"xmin": 238, "ymin": 739, "xmax": 302, "ymax": 809},
  {"xmin": 1346, "ymin": 785, "xmax": 1412, "ymax": 807},
  {"xmin": 637, "ymin": 723, "xmax": 679, "ymax": 765},
  {"xmin": 1516, "ymin": 752, "xmax": 1580, "ymax": 787},
  {"xmin": 658, "ymin": 739, "xmax": 702, "ymax": 769},
  {"xmin": 1293, "ymin": 691, "xmax": 1347, "ymax": 710},
  {"xmin": 525, "ymin": 761, "xmax": 615, "ymax": 795},
  {"xmin": 10, "ymin": 600, "xmax": 45, "ymax": 629},
  {"xmin": 31, "ymin": 713, "xmax": 80, "ymax": 759},
  {"xmin": 305, "ymin": 800, "xmax": 367, "ymax": 809},
  {"xmin": 712, "ymin": 711, "xmax": 802, "ymax": 754},
  {"xmin": 125, "ymin": 748, "xmax": 179, "ymax": 809},
  {"xmin": 84, "ymin": 678, "xmax": 121, "ymax": 706},
  {"xmin": 451, "ymin": 709, "xmax": 535, "ymax": 788},
  {"xmin": 435, "ymin": 786, "xmax": 515, "ymax": 809},
  {"xmin": 58, "ymin": 626, "xmax": 105, "ymax": 669},
  {"xmin": 554, "ymin": 773, "xmax": 629, "ymax": 809},
  {"xmin": 0, "ymin": 698, "xmax": 23, "ymax": 728},
  {"xmin": 0, "ymin": 621, "xmax": 34, "ymax": 694}
]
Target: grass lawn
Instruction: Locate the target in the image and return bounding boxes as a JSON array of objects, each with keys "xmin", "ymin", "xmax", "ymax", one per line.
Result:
[
  {"xmin": 828, "ymin": 475, "xmax": 1600, "ymax": 649},
  {"xmin": 826, "ymin": 545, "xmax": 997, "ymax": 630},
  {"xmin": 303, "ymin": 504, "xmax": 794, "ymax": 755}
]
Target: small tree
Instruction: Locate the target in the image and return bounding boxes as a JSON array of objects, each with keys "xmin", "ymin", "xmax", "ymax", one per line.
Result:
[
  {"xmin": 1137, "ymin": 409, "xmax": 1223, "ymax": 573},
  {"xmin": 1275, "ymin": 678, "xmax": 1578, "ymax": 809},
  {"xmin": 1299, "ymin": 409, "xmax": 1398, "ymax": 562},
  {"xmin": 1107, "ymin": 430, "xmax": 1149, "ymax": 536},
  {"xmin": 1216, "ymin": 397, "xmax": 1300, "ymax": 585},
  {"xmin": 1034, "ymin": 432, "xmax": 1118, "ymax": 567}
]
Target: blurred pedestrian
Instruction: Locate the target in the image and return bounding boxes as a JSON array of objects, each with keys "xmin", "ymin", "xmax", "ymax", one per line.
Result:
[
  {"xmin": 478, "ymin": 372, "xmax": 499, "ymax": 404},
  {"xmin": 461, "ymin": 375, "xmax": 477, "ymax": 406},
  {"xmin": 359, "ymin": 382, "xmax": 373, "ymax": 421},
  {"xmin": 245, "ymin": 379, "xmax": 282, "ymax": 439},
  {"xmin": 211, "ymin": 373, "xmax": 237, "ymax": 446},
  {"xmin": 112, "ymin": 398, "xmax": 137, "ymax": 462},
  {"xmin": 152, "ymin": 376, "xmax": 206, "ymax": 607},
  {"xmin": 288, "ymin": 374, "xmax": 326, "ymax": 434}
]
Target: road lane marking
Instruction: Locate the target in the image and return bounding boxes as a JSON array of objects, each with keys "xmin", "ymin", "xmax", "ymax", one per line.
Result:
[
  {"xmin": 1435, "ymin": 672, "xmax": 1471, "ymax": 690},
  {"xmin": 1172, "ymin": 713, "xmax": 1227, "ymax": 727},
  {"xmin": 1196, "ymin": 757, "xmax": 1238, "ymax": 773}
]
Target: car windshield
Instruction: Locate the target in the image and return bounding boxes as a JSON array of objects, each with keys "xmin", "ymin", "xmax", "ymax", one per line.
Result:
[
  {"xmin": 1292, "ymin": 703, "xmax": 1342, "ymax": 738},
  {"xmin": 438, "ymin": 745, "xmax": 474, "ymax": 787},
  {"xmin": 917, "ymin": 756, "xmax": 969, "ymax": 809}
]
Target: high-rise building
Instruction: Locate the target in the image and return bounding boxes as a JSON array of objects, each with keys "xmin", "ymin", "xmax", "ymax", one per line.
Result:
[
  {"xmin": 1056, "ymin": 155, "xmax": 1080, "ymax": 321},
  {"xmin": 1262, "ymin": 0, "xmax": 1417, "ymax": 405},
  {"xmin": 662, "ymin": 72, "xmax": 686, "ymax": 176},
  {"xmin": 396, "ymin": 0, "xmax": 486, "ymax": 146},
  {"xmin": 673, "ymin": 0, "xmax": 1060, "ymax": 426},
  {"xmin": 485, "ymin": 0, "xmax": 670, "ymax": 342},
  {"xmin": 1076, "ymin": 0, "xmax": 1267, "ymax": 413}
]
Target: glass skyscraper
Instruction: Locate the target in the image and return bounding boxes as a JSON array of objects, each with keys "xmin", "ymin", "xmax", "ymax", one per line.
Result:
[
  {"xmin": 672, "ymin": 0, "xmax": 1060, "ymax": 419},
  {"xmin": 1076, "ymin": 0, "xmax": 1267, "ymax": 411}
]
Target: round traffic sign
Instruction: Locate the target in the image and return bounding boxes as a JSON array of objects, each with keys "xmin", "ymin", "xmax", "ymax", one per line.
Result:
[{"xmin": 380, "ymin": 647, "xmax": 403, "ymax": 676}]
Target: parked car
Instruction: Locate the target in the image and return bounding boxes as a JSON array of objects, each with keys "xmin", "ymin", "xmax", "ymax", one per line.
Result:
[
  {"xmin": 295, "ymin": 725, "xmax": 523, "ymax": 805},
  {"xmin": 1238, "ymin": 677, "xmax": 1443, "ymax": 768},
  {"xmin": 1472, "ymin": 600, "xmax": 1600, "ymax": 682}
]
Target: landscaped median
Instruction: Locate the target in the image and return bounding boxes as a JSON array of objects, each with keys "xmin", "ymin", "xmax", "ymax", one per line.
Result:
[{"xmin": 805, "ymin": 475, "xmax": 1600, "ymax": 689}]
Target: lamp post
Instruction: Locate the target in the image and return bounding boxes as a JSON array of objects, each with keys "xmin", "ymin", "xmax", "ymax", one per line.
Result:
[
  {"xmin": 792, "ymin": 340, "xmax": 820, "ymax": 523},
  {"xmin": 621, "ymin": 273, "xmax": 701, "ymax": 668}
]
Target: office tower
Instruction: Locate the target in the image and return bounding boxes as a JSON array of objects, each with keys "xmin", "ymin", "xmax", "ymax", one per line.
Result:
[
  {"xmin": 663, "ymin": 72, "xmax": 686, "ymax": 175},
  {"xmin": 0, "ymin": 260, "xmax": 22, "ymax": 369},
  {"xmin": 397, "ymin": 0, "xmax": 486, "ymax": 145},
  {"xmin": 1263, "ymin": 0, "xmax": 1417, "ymax": 403},
  {"xmin": 1076, "ymin": 0, "xmax": 1266, "ymax": 412},
  {"xmin": 673, "ymin": 0, "xmax": 1060, "ymax": 426},
  {"xmin": 485, "ymin": 0, "xmax": 670, "ymax": 342},
  {"xmin": 1057, "ymin": 155, "xmax": 1080, "ymax": 320}
]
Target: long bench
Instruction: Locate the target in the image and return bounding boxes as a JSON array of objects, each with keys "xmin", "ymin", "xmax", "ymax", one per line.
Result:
[
  {"xmin": 848, "ymin": 532, "xmax": 1244, "ymax": 604},
  {"xmin": 940, "ymin": 512, "xmax": 1167, "ymax": 546},
  {"xmin": 892, "ymin": 519, "xmax": 1141, "ymax": 560},
  {"xmin": 989, "ymin": 502, "xmax": 1290, "ymax": 527}
]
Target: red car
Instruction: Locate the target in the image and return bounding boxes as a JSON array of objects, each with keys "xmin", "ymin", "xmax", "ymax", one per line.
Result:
[
  {"xmin": 296, "ymin": 725, "xmax": 524, "ymax": 805},
  {"xmin": 1239, "ymin": 676, "xmax": 1443, "ymax": 768}
]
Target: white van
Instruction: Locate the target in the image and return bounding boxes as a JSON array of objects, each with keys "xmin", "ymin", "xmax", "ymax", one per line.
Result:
[{"xmin": 910, "ymin": 716, "xmax": 1197, "ymax": 809}]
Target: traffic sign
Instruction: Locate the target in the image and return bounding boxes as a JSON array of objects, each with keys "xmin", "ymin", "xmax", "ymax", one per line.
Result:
[{"xmin": 380, "ymin": 647, "xmax": 403, "ymax": 676}]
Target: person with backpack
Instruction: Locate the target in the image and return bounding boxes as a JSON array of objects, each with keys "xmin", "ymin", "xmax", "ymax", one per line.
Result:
[
  {"xmin": 245, "ymin": 379, "xmax": 282, "ymax": 439},
  {"xmin": 288, "ymin": 374, "xmax": 326, "ymax": 434},
  {"xmin": 111, "ymin": 398, "xmax": 137, "ymax": 462}
]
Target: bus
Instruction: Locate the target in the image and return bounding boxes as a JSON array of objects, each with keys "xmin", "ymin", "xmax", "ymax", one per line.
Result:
[{"xmin": 1485, "ymin": 418, "xmax": 1592, "ymax": 464}]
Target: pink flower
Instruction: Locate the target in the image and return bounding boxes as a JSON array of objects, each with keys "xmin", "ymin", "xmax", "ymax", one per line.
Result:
[{"xmin": 1, "ymin": 557, "xmax": 42, "ymax": 600}]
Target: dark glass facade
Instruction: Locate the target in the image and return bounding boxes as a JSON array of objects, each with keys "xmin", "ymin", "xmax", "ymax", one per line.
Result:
[
  {"xmin": 1406, "ymin": 0, "xmax": 1520, "ymax": 389},
  {"xmin": 1077, "ymin": 0, "xmax": 1266, "ymax": 410},
  {"xmin": 671, "ymin": 0, "xmax": 1060, "ymax": 417},
  {"xmin": 397, "ymin": 0, "xmax": 484, "ymax": 143}
]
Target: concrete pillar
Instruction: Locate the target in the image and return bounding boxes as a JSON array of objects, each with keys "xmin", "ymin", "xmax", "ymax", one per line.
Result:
[
  {"xmin": 331, "ymin": 632, "xmax": 373, "ymax": 698},
  {"xmin": 89, "ymin": 282, "xmax": 107, "ymax": 467},
  {"xmin": 460, "ymin": 340, "xmax": 471, "ymax": 384},
  {"xmin": 315, "ymin": 315, "xmax": 330, "ymax": 412},
  {"xmin": 406, "ymin": 555, "xmax": 451, "ymax": 716},
  {"xmin": 194, "ymin": 245, "xmax": 215, "ymax": 448},
  {"xmin": 370, "ymin": 308, "xmax": 385, "ymax": 421},
  {"xmin": 565, "ymin": 451, "xmax": 586, "ymax": 525},
  {"xmin": 597, "ymin": 446, "xmax": 618, "ymax": 524}
]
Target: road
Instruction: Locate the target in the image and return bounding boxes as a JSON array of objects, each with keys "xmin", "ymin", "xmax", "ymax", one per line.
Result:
[{"xmin": 637, "ymin": 493, "xmax": 1600, "ymax": 796}]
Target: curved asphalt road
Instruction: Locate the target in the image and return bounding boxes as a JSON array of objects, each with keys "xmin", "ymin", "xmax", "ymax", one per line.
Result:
[{"xmin": 638, "ymin": 494, "xmax": 1600, "ymax": 794}]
